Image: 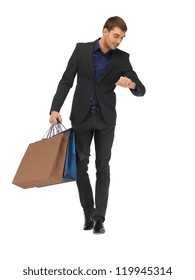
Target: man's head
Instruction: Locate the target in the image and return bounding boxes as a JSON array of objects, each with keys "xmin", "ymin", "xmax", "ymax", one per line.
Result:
[
  {"xmin": 99, "ymin": 16, "xmax": 127, "ymax": 52},
  {"xmin": 103, "ymin": 16, "xmax": 127, "ymax": 32}
]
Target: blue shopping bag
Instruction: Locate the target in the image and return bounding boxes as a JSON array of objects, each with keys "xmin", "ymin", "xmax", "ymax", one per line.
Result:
[{"xmin": 63, "ymin": 129, "xmax": 77, "ymax": 182}]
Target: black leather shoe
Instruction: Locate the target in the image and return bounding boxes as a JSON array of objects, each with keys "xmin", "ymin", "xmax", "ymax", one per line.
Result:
[
  {"xmin": 93, "ymin": 219, "xmax": 105, "ymax": 234},
  {"xmin": 84, "ymin": 216, "xmax": 93, "ymax": 230},
  {"xmin": 83, "ymin": 208, "xmax": 94, "ymax": 230}
]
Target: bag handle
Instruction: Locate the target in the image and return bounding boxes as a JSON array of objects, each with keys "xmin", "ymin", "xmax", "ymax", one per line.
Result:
[
  {"xmin": 43, "ymin": 120, "xmax": 67, "ymax": 139},
  {"xmin": 57, "ymin": 119, "xmax": 66, "ymax": 130}
]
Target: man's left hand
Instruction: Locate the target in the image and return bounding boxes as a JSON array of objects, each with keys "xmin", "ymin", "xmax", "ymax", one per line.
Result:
[{"xmin": 115, "ymin": 76, "xmax": 136, "ymax": 89}]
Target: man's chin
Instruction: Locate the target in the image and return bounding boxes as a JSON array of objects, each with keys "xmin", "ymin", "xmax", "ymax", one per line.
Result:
[{"xmin": 112, "ymin": 45, "xmax": 118, "ymax": 50}]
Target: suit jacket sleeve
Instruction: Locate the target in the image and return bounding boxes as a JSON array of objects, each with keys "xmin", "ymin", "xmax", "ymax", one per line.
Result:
[
  {"xmin": 123, "ymin": 54, "xmax": 146, "ymax": 96},
  {"xmin": 50, "ymin": 44, "xmax": 78, "ymax": 113}
]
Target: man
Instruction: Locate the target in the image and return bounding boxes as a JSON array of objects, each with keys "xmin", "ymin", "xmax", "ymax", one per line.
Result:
[{"xmin": 49, "ymin": 16, "xmax": 145, "ymax": 234}]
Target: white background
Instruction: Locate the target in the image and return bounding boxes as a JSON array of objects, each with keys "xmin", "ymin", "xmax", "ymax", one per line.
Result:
[{"xmin": 0, "ymin": 0, "xmax": 194, "ymax": 279}]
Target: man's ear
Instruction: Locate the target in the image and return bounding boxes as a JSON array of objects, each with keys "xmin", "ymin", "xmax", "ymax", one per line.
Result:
[{"xmin": 103, "ymin": 28, "xmax": 108, "ymax": 35}]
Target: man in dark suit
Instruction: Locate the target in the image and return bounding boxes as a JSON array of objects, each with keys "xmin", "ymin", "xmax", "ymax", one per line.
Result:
[{"xmin": 49, "ymin": 16, "xmax": 145, "ymax": 234}]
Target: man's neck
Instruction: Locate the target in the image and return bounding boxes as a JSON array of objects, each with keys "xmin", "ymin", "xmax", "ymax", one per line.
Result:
[{"xmin": 98, "ymin": 38, "xmax": 110, "ymax": 53}]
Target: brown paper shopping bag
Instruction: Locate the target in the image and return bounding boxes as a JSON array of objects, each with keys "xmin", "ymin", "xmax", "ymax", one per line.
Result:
[{"xmin": 12, "ymin": 133, "xmax": 68, "ymax": 188}]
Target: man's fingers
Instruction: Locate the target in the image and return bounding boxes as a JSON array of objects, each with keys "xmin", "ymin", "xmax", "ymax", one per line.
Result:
[
  {"xmin": 116, "ymin": 76, "xmax": 131, "ymax": 87},
  {"xmin": 49, "ymin": 111, "xmax": 62, "ymax": 125},
  {"xmin": 116, "ymin": 76, "xmax": 124, "ymax": 84},
  {"xmin": 49, "ymin": 116, "xmax": 57, "ymax": 125},
  {"xmin": 115, "ymin": 76, "xmax": 136, "ymax": 89}
]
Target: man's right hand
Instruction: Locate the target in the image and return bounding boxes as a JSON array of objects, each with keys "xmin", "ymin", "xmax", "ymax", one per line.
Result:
[{"xmin": 49, "ymin": 111, "xmax": 62, "ymax": 125}]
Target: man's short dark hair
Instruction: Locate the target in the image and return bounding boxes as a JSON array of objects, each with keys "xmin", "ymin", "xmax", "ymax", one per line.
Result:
[{"xmin": 103, "ymin": 16, "xmax": 127, "ymax": 32}]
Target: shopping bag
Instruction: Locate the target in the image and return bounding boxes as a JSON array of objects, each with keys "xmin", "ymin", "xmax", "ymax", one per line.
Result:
[
  {"xmin": 12, "ymin": 127, "xmax": 69, "ymax": 189},
  {"xmin": 63, "ymin": 129, "xmax": 77, "ymax": 182}
]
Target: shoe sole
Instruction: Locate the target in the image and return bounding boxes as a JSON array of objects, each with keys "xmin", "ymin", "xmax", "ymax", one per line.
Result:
[{"xmin": 93, "ymin": 230, "xmax": 105, "ymax": 234}]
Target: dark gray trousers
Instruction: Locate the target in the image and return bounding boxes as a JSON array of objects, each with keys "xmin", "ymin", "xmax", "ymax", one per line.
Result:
[{"xmin": 72, "ymin": 109, "xmax": 115, "ymax": 221}]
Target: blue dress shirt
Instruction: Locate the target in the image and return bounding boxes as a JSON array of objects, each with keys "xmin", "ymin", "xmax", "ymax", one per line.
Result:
[{"xmin": 91, "ymin": 39, "xmax": 112, "ymax": 107}]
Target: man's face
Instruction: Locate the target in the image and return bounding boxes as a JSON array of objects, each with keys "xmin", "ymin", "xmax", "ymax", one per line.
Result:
[{"xmin": 103, "ymin": 27, "xmax": 126, "ymax": 50}]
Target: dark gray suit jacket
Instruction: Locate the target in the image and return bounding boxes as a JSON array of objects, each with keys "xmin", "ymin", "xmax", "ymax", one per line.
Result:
[{"xmin": 50, "ymin": 41, "xmax": 145, "ymax": 125}]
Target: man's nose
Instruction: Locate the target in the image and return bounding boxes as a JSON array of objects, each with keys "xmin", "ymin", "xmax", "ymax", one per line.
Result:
[{"xmin": 116, "ymin": 38, "xmax": 122, "ymax": 45}]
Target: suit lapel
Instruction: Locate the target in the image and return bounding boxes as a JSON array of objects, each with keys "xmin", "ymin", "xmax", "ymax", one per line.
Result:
[{"xmin": 87, "ymin": 42, "xmax": 96, "ymax": 81}]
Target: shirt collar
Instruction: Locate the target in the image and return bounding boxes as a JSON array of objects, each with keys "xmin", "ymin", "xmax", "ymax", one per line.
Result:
[
  {"xmin": 94, "ymin": 39, "xmax": 101, "ymax": 52},
  {"xmin": 94, "ymin": 39, "xmax": 112, "ymax": 54}
]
